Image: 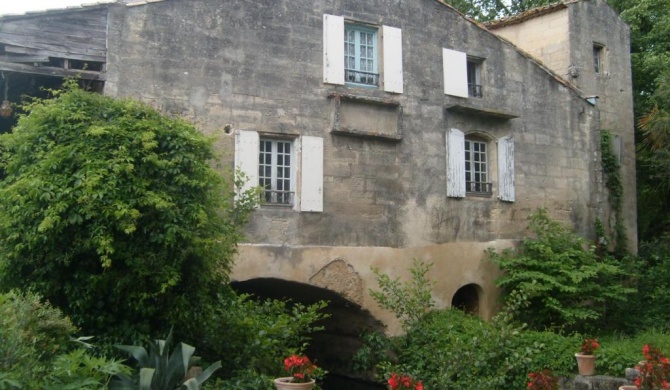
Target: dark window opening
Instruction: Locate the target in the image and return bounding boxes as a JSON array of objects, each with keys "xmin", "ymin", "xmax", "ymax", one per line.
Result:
[
  {"xmin": 452, "ymin": 284, "xmax": 480, "ymax": 316},
  {"xmin": 467, "ymin": 59, "xmax": 483, "ymax": 98}
]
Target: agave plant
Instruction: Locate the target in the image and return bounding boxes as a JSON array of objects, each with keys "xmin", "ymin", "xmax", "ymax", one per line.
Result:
[{"xmin": 111, "ymin": 329, "xmax": 221, "ymax": 390}]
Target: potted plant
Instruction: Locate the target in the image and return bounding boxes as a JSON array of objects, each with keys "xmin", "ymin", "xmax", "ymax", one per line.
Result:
[
  {"xmin": 575, "ymin": 338, "xmax": 600, "ymax": 376},
  {"xmin": 274, "ymin": 354, "xmax": 324, "ymax": 390},
  {"xmin": 629, "ymin": 344, "xmax": 670, "ymax": 390},
  {"xmin": 387, "ymin": 372, "xmax": 424, "ymax": 390},
  {"xmin": 527, "ymin": 369, "xmax": 558, "ymax": 390}
]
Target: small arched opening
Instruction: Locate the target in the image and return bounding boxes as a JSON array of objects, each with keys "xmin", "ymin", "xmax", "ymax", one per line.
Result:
[{"xmin": 451, "ymin": 283, "xmax": 482, "ymax": 316}]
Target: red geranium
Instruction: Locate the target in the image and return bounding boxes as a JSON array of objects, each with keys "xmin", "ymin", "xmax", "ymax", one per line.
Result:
[
  {"xmin": 527, "ymin": 369, "xmax": 558, "ymax": 390},
  {"xmin": 580, "ymin": 338, "xmax": 600, "ymax": 355},
  {"xmin": 282, "ymin": 354, "xmax": 324, "ymax": 383},
  {"xmin": 387, "ymin": 372, "xmax": 423, "ymax": 390},
  {"xmin": 634, "ymin": 344, "xmax": 670, "ymax": 390}
]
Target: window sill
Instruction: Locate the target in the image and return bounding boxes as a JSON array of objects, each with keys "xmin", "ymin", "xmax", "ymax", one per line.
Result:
[
  {"xmin": 329, "ymin": 92, "xmax": 402, "ymax": 141},
  {"xmin": 466, "ymin": 192, "xmax": 493, "ymax": 198},
  {"xmin": 446, "ymin": 104, "xmax": 518, "ymax": 120}
]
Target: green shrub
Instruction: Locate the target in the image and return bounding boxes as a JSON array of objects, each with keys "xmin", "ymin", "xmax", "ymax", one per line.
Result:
[
  {"xmin": 0, "ymin": 290, "xmax": 130, "ymax": 389},
  {"xmin": 200, "ymin": 289, "xmax": 328, "ymax": 380},
  {"xmin": 0, "ymin": 290, "xmax": 76, "ymax": 378},
  {"xmin": 360, "ymin": 259, "xmax": 580, "ymax": 389},
  {"xmin": 369, "ymin": 259, "xmax": 435, "ymax": 330},
  {"xmin": 0, "ymin": 84, "xmax": 257, "ymax": 343},
  {"xmin": 389, "ymin": 310, "xmax": 579, "ymax": 390},
  {"xmin": 598, "ymin": 330, "xmax": 670, "ymax": 377},
  {"xmin": 487, "ymin": 209, "xmax": 635, "ymax": 332}
]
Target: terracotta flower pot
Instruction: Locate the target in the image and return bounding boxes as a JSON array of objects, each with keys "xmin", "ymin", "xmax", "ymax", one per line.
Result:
[
  {"xmin": 273, "ymin": 377, "xmax": 316, "ymax": 390},
  {"xmin": 575, "ymin": 353, "xmax": 596, "ymax": 376}
]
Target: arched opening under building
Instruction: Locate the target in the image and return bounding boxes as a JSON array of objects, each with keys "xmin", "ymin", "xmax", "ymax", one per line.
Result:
[
  {"xmin": 451, "ymin": 283, "xmax": 482, "ymax": 316},
  {"xmin": 231, "ymin": 278, "xmax": 386, "ymax": 390}
]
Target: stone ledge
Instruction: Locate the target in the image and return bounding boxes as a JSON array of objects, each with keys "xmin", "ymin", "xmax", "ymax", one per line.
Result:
[{"xmin": 559, "ymin": 375, "xmax": 631, "ymax": 390}]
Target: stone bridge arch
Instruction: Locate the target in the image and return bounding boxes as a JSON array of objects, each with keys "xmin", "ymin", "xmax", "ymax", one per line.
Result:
[{"xmin": 231, "ymin": 276, "xmax": 386, "ymax": 389}]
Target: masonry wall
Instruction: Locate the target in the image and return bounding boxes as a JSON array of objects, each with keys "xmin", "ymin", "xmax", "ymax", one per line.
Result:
[
  {"xmin": 105, "ymin": 0, "xmax": 605, "ymax": 333},
  {"xmin": 488, "ymin": 0, "xmax": 637, "ymax": 251},
  {"xmin": 568, "ymin": 0, "xmax": 637, "ymax": 251},
  {"xmin": 490, "ymin": 8, "xmax": 572, "ymax": 79}
]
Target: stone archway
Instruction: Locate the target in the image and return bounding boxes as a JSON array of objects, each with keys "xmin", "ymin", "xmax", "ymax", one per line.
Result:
[
  {"xmin": 451, "ymin": 283, "xmax": 482, "ymax": 316},
  {"xmin": 231, "ymin": 278, "xmax": 386, "ymax": 390}
]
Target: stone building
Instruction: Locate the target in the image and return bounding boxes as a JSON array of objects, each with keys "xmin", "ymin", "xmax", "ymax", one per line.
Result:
[{"xmin": 0, "ymin": 0, "xmax": 635, "ymax": 346}]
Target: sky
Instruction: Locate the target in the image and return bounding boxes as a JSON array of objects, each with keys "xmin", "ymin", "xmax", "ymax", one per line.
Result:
[{"xmin": 0, "ymin": 0, "xmax": 107, "ymax": 16}]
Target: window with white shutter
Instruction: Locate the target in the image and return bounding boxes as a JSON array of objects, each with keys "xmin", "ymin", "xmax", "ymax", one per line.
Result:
[
  {"xmin": 497, "ymin": 136, "xmax": 515, "ymax": 202},
  {"xmin": 234, "ymin": 131, "xmax": 324, "ymax": 211},
  {"xmin": 443, "ymin": 48, "xmax": 468, "ymax": 98},
  {"xmin": 446, "ymin": 128, "xmax": 466, "ymax": 198},
  {"xmin": 323, "ymin": 14, "xmax": 403, "ymax": 93}
]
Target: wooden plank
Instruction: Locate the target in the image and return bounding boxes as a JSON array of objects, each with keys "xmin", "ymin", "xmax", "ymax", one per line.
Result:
[
  {"xmin": 0, "ymin": 61, "xmax": 106, "ymax": 80},
  {"xmin": 1, "ymin": 54, "xmax": 50, "ymax": 63},
  {"xmin": 0, "ymin": 8, "xmax": 107, "ymax": 61}
]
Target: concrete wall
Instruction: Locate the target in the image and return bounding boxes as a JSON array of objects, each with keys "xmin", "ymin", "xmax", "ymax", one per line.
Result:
[{"xmin": 105, "ymin": 0, "xmax": 612, "ymax": 334}]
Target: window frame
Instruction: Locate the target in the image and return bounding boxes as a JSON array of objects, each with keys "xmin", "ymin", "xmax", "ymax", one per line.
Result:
[
  {"xmin": 593, "ymin": 43, "xmax": 605, "ymax": 74},
  {"xmin": 344, "ymin": 23, "xmax": 379, "ymax": 88},
  {"xmin": 464, "ymin": 136, "xmax": 492, "ymax": 196},
  {"xmin": 258, "ymin": 137, "xmax": 296, "ymax": 206},
  {"xmin": 466, "ymin": 57, "xmax": 483, "ymax": 98}
]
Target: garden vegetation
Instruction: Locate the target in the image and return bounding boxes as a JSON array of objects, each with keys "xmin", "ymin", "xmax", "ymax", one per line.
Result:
[{"xmin": 0, "ymin": 85, "xmax": 328, "ymax": 389}]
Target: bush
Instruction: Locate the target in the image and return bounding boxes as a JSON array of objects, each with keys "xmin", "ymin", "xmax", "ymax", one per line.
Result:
[
  {"xmin": 201, "ymin": 289, "xmax": 329, "ymax": 382},
  {"xmin": 487, "ymin": 209, "xmax": 634, "ymax": 333},
  {"xmin": 0, "ymin": 290, "xmax": 129, "ymax": 389},
  {"xmin": 0, "ymin": 84, "xmax": 257, "ymax": 343},
  {"xmin": 359, "ymin": 259, "xmax": 579, "ymax": 389},
  {"xmin": 390, "ymin": 310, "xmax": 578, "ymax": 390}
]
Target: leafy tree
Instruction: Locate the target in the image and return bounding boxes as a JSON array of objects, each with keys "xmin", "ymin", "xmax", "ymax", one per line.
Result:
[
  {"xmin": 487, "ymin": 209, "xmax": 634, "ymax": 333},
  {"xmin": 0, "ymin": 84, "xmax": 256, "ymax": 342},
  {"xmin": 446, "ymin": 0, "xmax": 562, "ymax": 22},
  {"xmin": 636, "ymin": 69, "xmax": 670, "ymax": 238}
]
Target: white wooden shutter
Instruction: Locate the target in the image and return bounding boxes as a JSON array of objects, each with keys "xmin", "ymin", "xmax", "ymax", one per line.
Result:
[
  {"xmin": 446, "ymin": 128, "xmax": 466, "ymax": 198},
  {"xmin": 234, "ymin": 130, "xmax": 260, "ymax": 200},
  {"xmin": 443, "ymin": 48, "xmax": 468, "ymax": 98},
  {"xmin": 382, "ymin": 25, "xmax": 403, "ymax": 94},
  {"xmin": 323, "ymin": 14, "xmax": 344, "ymax": 85},
  {"xmin": 498, "ymin": 136, "xmax": 515, "ymax": 202},
  {"xmin": 300, "ymin": 136, "xmax": 324, "ymax": 212}
]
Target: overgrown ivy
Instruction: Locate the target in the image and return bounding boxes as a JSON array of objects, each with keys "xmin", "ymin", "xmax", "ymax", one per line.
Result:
[{"xmin": 600, "ymin": 129, "xmax": 627, "ymax": 255}]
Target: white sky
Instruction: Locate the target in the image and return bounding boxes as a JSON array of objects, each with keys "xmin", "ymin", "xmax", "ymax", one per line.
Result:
[{"xmin": 0, "ymin": 0, "xmax": 104, "ymax": 16}]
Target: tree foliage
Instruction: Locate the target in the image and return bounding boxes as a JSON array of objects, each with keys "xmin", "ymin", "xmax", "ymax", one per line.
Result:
[
  {"xmin": 0, "ymin": 84, "xmax": 256, "ymax": 341},
  {"xmin": 446, "ymin": 0, "xmax": 560, "ymax": 22},
  {"xmin": 487, "ymin": 209, "xmax": 634, "ymax": 333}
]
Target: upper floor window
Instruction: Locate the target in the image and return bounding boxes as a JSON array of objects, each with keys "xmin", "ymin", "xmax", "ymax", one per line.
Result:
[
  {"xmin": 323, "ymin": 14, "xmax": 403, "ymax": 93},
  {"xmin": 259, "ymin": 139, "xmax": 294, "ymax": 205},
  {"xmin": 345, "ymin": 25, "xmax": 378, "ymax": 87},
  {"xmin": 467, "ymin": 59, "xmax": 483, "ymax": 98},
  {"xmin": 443, "ymin": 48, "xmax": 484, "ymax": 99},
  {"xmin": 465, "ymin": 138, "xmax": 491, "ymax": 195},
  {"xmin": 593, "ymin": 43, "xmax": 605, "ymax": 73}
]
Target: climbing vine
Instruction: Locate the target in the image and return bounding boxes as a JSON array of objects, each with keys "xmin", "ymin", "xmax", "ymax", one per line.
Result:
[{"xmin": 600, "ymin": 129, "xmax": 627, "ymax": 255}]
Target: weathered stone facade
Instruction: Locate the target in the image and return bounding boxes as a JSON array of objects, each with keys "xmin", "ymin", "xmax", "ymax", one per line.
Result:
[
  {"xmin": 488, "ymin": 0, "xmax": 637, "ymax": 251},
  {"xmin": 100, "ymin": 0, "xmax": 635, "ymax": 334},
  {"xmin": 0, "ymin": 0, "xmax": 634, "ymax": 336}
]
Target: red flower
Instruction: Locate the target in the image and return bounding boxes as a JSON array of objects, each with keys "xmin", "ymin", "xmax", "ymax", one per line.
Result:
[
  {"xmin": 281, "ymin": 354, "xmax": 323, "ymax": 384},
  {"xmin": 387, "ymin": 373, "xmax": 422, "ymax": 390}
]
